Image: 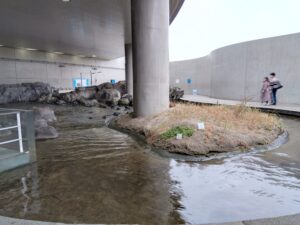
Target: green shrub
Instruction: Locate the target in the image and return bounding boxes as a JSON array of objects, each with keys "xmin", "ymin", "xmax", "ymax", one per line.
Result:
[{"xmin": 160, "ymin": 126, "xmax": 194, "ymax": 140}]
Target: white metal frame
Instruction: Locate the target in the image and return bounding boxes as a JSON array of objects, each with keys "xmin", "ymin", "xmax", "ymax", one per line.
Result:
[{"xmin": 0, "ymin": 111, "xmax": 24, "ymax": 153}]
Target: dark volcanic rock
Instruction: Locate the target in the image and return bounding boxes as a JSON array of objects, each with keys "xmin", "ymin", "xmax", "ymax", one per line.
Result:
[
  {"xmin": 113, "ymin": 112, "xmax": 120, "ymax": 116},
  {"xmin": 118, "ymin": 94, "xmax": 133, "ymax": 106},
  {"xmin": 98, "ymin": 103, "xmax": 107, "ymax": 109},
  {"xmin": 76, "ymin": 86, "xmax": 98, "ymax": 99},
  {"xmin": 114, "ymin": 81, "xmax": 127, "ymax": 96},
  {"xmin": 78, "ymin": 98, "xmax": 99, "ymax": 107},
  {"xmin": 169, "ymin": 87, "xmax": 184, "ymax": 101},
  {"xmin": 0, "ymin": 82, "xmax": 55, "ymax": 104},
  {"xmin": 97, "ymin": 82, "xmax": 114, "ymax": 91},
  {"xmin": 56, "ymin": 100, "xmax": 66, "ymax": 105},
  {"xmin": 60, "ymin": 92, "xmax": 79, "ymax": 103},
  {"xmin": 95, "ymin": 88, "xmax": 121, "ymax": 106}
]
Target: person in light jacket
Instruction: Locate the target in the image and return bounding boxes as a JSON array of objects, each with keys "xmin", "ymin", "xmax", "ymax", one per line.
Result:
[{"xmin": 260, "ymin": 77, "xmax": 271, "ymax": 105}]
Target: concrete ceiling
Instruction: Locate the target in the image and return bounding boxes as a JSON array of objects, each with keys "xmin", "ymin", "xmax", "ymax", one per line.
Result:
[{"xmin": 0, "ymin": 0, "xmax": 184, "ymax": 60}]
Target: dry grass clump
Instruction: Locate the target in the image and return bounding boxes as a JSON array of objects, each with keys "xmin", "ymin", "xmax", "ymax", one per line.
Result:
[{"xmin": 115, "ymin": 103, "xmax": 283, "ymax": 155}]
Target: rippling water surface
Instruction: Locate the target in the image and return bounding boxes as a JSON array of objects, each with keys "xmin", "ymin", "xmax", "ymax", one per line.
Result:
[{"xmin": 0, "ymin": 104, "xmax": 300, "ymax": 224}]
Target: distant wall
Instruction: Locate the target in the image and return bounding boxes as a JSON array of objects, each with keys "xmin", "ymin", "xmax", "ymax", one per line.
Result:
[
  {"xmin": 170, "ymin": 33, "xmax": 300, "ymax": 105},
  {"xmin": 0, "ymin": 47, "xmax": 125, "ymax": 89}
]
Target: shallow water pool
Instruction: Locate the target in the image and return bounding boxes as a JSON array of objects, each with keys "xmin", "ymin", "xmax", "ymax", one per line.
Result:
[{"xmin": 0, "ymin": 105, "xmax": 299, "ymax": 224}]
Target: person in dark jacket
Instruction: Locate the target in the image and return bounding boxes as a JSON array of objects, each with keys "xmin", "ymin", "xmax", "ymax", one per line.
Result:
[{"xmin": 269, "ymin": 72, "xmax": 283, "ymax": 105}]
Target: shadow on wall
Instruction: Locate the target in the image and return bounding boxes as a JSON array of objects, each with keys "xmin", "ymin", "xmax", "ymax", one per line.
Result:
[{"xmin": 170, "ymin": 32, "xmax": 300, "ymax": 105}]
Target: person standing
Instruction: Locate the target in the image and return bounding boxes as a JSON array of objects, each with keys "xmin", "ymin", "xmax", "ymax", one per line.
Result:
[
  {"xmin": 260, "ymin": 77, "xmax": 271, "ymax": 105},
  {"xmin": 269, "ymin": 72, "xmax": 283, "ymax": 105}
]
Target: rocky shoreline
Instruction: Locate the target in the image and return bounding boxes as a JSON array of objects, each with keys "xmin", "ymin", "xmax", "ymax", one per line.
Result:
[
  {"xmin": 0, "ymin": 82, "xmax": 184, "ymax": 108},
  {"xmin": 0, "ymin": 82, "xmax": 187, "ymax": 144},
  {"xmin": 0, "ymin": 81, "xmax": 133, "ymax": 108}
]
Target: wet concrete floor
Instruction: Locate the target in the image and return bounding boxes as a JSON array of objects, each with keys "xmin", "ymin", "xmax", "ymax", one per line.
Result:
[{"xmin": 0, "ymin": 104, "xmax": 299, "ymax": 224}]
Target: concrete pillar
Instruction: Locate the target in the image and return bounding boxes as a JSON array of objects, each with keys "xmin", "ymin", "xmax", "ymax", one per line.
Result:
[
  {"xmin": 125, "ymin": 44, "xmax": 133, "ymax": 96},
  {"xmin": 131, "ymin": 0, "xmax": 170, "ymax": 117}
]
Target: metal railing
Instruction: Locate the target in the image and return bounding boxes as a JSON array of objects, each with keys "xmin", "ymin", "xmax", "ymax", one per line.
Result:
[{"xmin": 0, "ymin": 111, "xmax": 24, "ymax": 153}]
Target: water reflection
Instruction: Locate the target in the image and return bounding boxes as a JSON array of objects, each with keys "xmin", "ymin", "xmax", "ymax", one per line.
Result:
[
  {"xmin": 169, "ymin": 154, "xmax": 300, "ymax": 224},
  {"xmin": 0, "ymin": 124, "xmax": 183, "ymax": 224}
]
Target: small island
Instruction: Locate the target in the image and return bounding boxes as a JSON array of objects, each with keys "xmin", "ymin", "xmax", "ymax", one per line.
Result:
[{"xmin": 114, "ymin": 103, "xmax": 283, "ymax": 155}]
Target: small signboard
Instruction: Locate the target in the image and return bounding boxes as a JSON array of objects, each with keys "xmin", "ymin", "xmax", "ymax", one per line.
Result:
[
  {"xmin": 111, "ymin": 79, "xmax": 116, "ymax": 84},
  {"xmin": 187, "ymin": 78, "xmax": 192, "ymax": 84},
  {"xmin": 193, "ymin": 89, "xmax": 198, "ymax": 95},
  {"xmin": 197, "ymin": 122, "xmax": 205, "ymax": 130},
  {"xmin": 176, "ymin": 133, "xmax": 183, "ymax": 140},
  {"xmin": 73, "ymin": 79, "xmax": 90, "ymax": 88}
]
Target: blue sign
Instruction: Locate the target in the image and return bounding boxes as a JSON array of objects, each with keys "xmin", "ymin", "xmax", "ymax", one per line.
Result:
[
  {"xmin": 187, "ymin": 78, "xmax": 192, "ymax": 84},
  {"xmin": 72, "ymin": 78, "xmax": 91, "ymax": 88},
  {"xmin": 111, "ymin": 79, "xmax": 116, "ymax": 84}
]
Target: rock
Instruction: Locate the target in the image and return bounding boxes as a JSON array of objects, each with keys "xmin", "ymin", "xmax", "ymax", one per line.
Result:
[
  {"xmin": 78, "ymin": 98, "xmax": 99, "ymax": 107},
  {"xmin": 56, "ymin": 100, "xmax": 66, "ymax": 105},
  {"xmin": 38, "ymin": 94, "xmax": 58, "ymax": 104},
  {"xmin": 35, "ymin": 126, "xmax": 58, "ymax": 140},
  {"xmin": 33, "ymin": 107, "xmax": 58, "ymax": 140},
  {"xmin": 98, "ymin": 103, "xmax": 107, "ymax": 109},
  {"xmin": 34, "ymin": 118, "xmax": 48, "ymax": 128},
  {"xmin": 60, "ymin": 92, "xmax": 79, "ymax": 103},
  {"xmin": 118, "ymin": 94, "xmax": 133, "ymax": 106},
  {"xmin": 97, "ymin": 82, "xmax": 114, "ymax": 91},
  {"xmin": 75, "ymin": 86, "xmax": 97, "ymax": 99},
  {"xmin": 95, "ymin": 88, "xmax": 121, "ymax": 106},
  {"xmin": 169, "ymin": 87, "xmax": 184, "ymax": 101},
  {"xmin": 0, "ymin": 82, "xmax": 55, "ymax": 104},
  {"xmin": 113, "ymin": 112, "xmax": 120, "ymax": 116},
  {"xmin": 114, "ymin": 81, "xmax": 127, "ymax": 96},
  {"xmin": 52, "ymin": 89, "xmax": 60, "ymax": 98},
  {"xmin": 118, "ymin": 97, "xmax": 130, "ymax": 106},
  {"xmin": 33, "ymin": 107, "xmax": 57, "ymax": 123}
]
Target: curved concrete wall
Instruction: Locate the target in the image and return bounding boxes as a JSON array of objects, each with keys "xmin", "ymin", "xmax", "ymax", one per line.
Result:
[{"xmin": 170, "ymin": 33, "xmax": 300, "ymax": 105}]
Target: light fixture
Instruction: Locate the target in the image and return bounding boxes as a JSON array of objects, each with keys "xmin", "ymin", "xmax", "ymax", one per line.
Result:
[
  {"xmin": 25, "ymin": 48, "xmax": 37, "ymax": 51},
  {"xmin": 92, "ymin": 55, "xmax": 96, "ymax": 58},
  {"xmin": 53, "ymin": 52, "xmax": 64, "ymax": 55},
  {"xmin": 62, "ymin": 0, "xmax": 70, "ymax": 2}
]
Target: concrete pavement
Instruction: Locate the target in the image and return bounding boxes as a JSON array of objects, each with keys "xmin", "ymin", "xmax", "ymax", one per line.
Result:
[{"xmin": 181, "ymin": 95, "xmax": 300, "ymax": 116}]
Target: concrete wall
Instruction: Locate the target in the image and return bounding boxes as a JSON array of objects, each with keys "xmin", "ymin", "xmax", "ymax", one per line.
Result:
[
  {"xmin": 170, "ymin": 33, "xmax": 300, "ymax": 105},
  {"xmin": 0, "ymin": 47, "xmax": 125, "ymax": 89}
]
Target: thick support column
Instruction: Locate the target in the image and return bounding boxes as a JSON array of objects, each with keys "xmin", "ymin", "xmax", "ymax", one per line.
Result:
[
  {"xmin": 131, "ymin": 0, "xmax": 170, "ymax": 117},
  {"xmin": 125, "ymin": 44, "xmax": 133, "ymax": 96}
]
